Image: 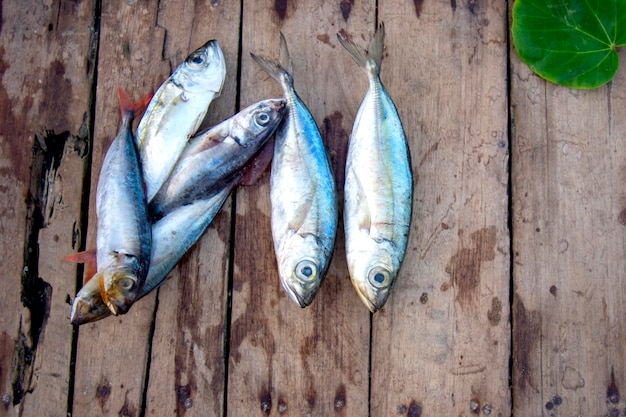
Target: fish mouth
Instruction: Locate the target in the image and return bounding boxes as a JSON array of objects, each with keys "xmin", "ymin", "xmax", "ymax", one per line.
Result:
[
  {"xmin": 69, "ymin": 299, "xmax": 83, "ymax": 325},
  {"xmin": 198, "ymin": 39, "xmax": 221, "ymax": 59},
  {"xmin": 281, "ymin": 280, "xmax": 314, "ymax": 308},
  {"xmin": 355, "ymin": 290, "xmax": 379, "ymax": 313},
  {"xmin": 206, "ymin": 40, "xmax": 226, "ymax": 86},
  {"xmin": 353, "ymin": 283, "xmax": 389, "ymax": 313},
  {"xmin": 99, "ymin": 273, "xmax": 135, "ymax": 316},
  {"xmin": 103, "ymin": 296, "xmax": 133, "ymax": 316},
  {"xmin": 70, "ymin": 296, "xmax": 110, "ymax": 325},
  {"xmin": 271, "ymin": 99, "xmax": 288, "ymax": 115},
  {"xmin": 207, "ymin": 39, "xmax": 222, "ymax": 52}
]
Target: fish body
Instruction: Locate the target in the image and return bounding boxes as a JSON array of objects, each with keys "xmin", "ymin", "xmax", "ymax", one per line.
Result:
[
  {"xmin": 95, "ymin": 88, "xmax": 152, "ymax": 315},
  {"xmin": 338, "ymin": 23, "xmax": 413, "ymax": 312},
  {"xmin": 70, "ymin": 181, "xmax": 235, "ymax": 324},
  {"xmin": 149, "ymin": 99, "xmax": 286, "ymax": 218},
  {"xmin": 137, "ymin": 40, "xmax": 227, "ymax": 201},
  {"xmin": 251, "ymin": 35, "xmax": 338, "ymax": 307}
]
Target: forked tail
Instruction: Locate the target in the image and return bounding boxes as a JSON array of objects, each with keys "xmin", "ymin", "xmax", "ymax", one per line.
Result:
[
  {"xmin": 250, "ymin": 32, "xmax": 294, "ymax": 90},
  {"xmin": 117, "ymin": 87, "xmax": 153, "ymax": 119},
  {"xmin": 337, "ymin": 22, "xmax": 385, "ymax": 76}
]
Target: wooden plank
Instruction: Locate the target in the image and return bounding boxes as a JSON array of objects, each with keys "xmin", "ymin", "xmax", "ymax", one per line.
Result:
[
  {"xmin": 143, "ymin": 1, "xmax": 241, "ymax": 416},
  {"xmin": 6, "ymin": 2, "xmax": 626, "ymax": 416},
  {"xmin": 511, "ymin": 31, "xmax": 626, "ymax": 417},
  {"xmin": 372, "ymin": 0, "xmax": 511, "ymax": 416},
  {"xmin": 0, "ymin": 0, "xmax": 94, "ymax": 415},
  {"xmin": 228, "ymin": 1, "xmax": 373, "ymax": 415},
  {"xmin": 71, "ymin": 2, "xmax": 169, "ymax": 416}
]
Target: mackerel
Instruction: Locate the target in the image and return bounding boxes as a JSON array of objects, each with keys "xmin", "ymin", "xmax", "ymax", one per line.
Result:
[
  {"xmin": 251, "ymin": 34, "xmax": 338, "ymax": 307},
  {"xmin": 70, "ymin": 181, "xmax": 235, "ymax": 324},
  {"xmin": 338, "ymin": 23, "xmax": 413, "ymax": 312},
  {"xmin": 95, "ymin": 88, "xmax": 152, "ymax": 315},
  {"xmin": 149, "ymin": 99, "xmax": 286, "ymax": 218},
  {"xmin": 137, "ymin": 40, "xmax": 227, "ymax": 201}
]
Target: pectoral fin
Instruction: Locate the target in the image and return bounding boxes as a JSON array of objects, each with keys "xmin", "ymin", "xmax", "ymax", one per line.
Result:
[
  {"xmin": 240, "ymin": 136, "xmax": 275, "ymax": 186},
  {"xmin": 63, "ymin": 249, "xmax": 97, "ymax": 283}
]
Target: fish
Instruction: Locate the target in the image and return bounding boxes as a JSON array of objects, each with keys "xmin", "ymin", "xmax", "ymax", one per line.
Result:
[
  {"xmin": 94, "ymin": 88, "xmax": 153, "ymax": 315},
  {"xmin": 251, "ymin": 34, "xmax": 338, "ymax": 308},
  {"xmin": 149, "ymin": 98, "xmax": 287, "ymax": 219},
  {"xmin": 69, "ymin": 181, "xmax": 235, "ymax": 324},
  {"xmin": 137, "ymin": 39, "xmax": 227, "ymax": 202},
  {"xmin": 337, "ymin": 23, "xmax": 413, "ymax": 312}
]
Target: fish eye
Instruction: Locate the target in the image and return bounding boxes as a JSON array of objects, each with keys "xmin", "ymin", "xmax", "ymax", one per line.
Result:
[
  {"xmin": 188, "ymin": 52, "xmax": 207, "ymax": 68},
  {"xmin": 118, "ymin": 277, "xmax": 136, "ymax": 291},
  {"xmin": 295, "ymin": 259, "xmax": 318, "ymax": 282},
  {"xmin": 255, "ymin": 111, "xmax": 271, "ymax": 126},
  {"xmin": 367, "ymin": 266, "xmax": 392, "ymax": 288}
]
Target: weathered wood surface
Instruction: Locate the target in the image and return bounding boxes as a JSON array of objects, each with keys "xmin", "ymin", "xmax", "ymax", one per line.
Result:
[
  {"xmin": 230, "ymin": 2, "xmax": 372, "ymax": 417},
  {"xmin": 1, "ymin": 0, "xmax": 625, "ymax": 416},
  {"xmin": 0, "ymin": 1, "xmax": 94, "ymax": 415},
  {"xmin": 510, "ymin": 19, "xmax": 626, "ymax": 417},
  {"xmin": 372, "ymin": 1, "xmax": 510, "ymax": 416},
  {"xmin": 70, "ymin": 2, "xmax": 243, "ymax": 416}
]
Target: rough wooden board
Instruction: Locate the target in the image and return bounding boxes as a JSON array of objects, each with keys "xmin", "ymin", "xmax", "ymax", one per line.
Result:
[
  {"xmin": 143, "ymin": 1, "xmax": 241, "ymax": 415},
  {"xmin": 511, "ymin": 42, "xmax": 626, "ymax": 416},
  {"xmin": 71, "ymin": 2, "xmax": 169, "ymax": 416},
  {"xmin": 6, "ymin": 1, "xmax": 626, "ymax": 416},
  {"xmin": 0, "ymin": 0, "xmax": 94, "ymax": 415},
  {"xmin": 228, "ymin": 1, "xmax": 373, "ymax": 415},
  {"xmin": 144, "ymin": 205, "xmax": 232, "ymax": 417},
  {"xmin": 72, "ymin": 299, "xmax": 157, "ymax": 416},
  {"xmin": 371, "ymin": 0, "xmax": 511, "ymax": 416},
  {"xmin": 19, "ymin": 133, "xmax": 89, "ymax": 417}
]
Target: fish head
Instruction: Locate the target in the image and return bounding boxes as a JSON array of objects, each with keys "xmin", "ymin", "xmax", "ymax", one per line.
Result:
[
  {"xmin": 230, "ymin": 99, "xmax": 287, "ymax": 147},
  {"xmin": 176, "ymin": 39, "xmax": 226, "ymax": 95},
  {"xmin": 277, "ymin": 234, "xmax": 329, "ymax": 308},
  {"xmin": 348, "ymin": 242, "xmax": 399, "ymax": 312},
  {"xmin": 99, "ymin": 268, "xmax": 141, "ymax": 315},
  {"xmin": 280, "ymin": 256, "xmax": 323, "ymax": 307},
  {"xmin": 70, "ymin": 275, "xmax": 111, "ymax": 325}
]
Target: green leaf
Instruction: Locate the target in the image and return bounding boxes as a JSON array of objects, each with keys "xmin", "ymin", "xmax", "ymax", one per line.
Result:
[{"xmin": 512, "ymin": 0, "xmax": 626, "ymax": 89}]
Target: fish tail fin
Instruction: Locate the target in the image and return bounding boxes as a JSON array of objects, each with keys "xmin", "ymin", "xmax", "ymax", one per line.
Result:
[
  {"xmin": 278, "ymin": 32, "xmax": 293, "ymax": 76},
  {"xmin": 337, "ymin": 31, "xmax": 368, "ymax": 69},
  {"xmin": 117, "ymin": 87, "xmax": 153, "ymax": 118},
  {"xmin": 250, "ymin": 33, "xmax": 294, "ymax": 89},
  {"xmin": 63, "ymin": 249, "xmax": 98, "ymax": 283},
  {"xmin": 368, "ymin": 22, "xmax": 385, "ymax": 72},
  {"xmin": 337, "ymin": 22, "xmax": 385, "ymax": 76},
  {"xmin": 250, "ymin": 53, "xmax": 294, "ymax": 90}
]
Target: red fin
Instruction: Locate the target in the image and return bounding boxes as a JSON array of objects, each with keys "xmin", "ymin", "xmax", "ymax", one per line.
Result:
[
  {"xmin": 63, "ymin": 249, "xmax": 96, "ymax": 264},
  {"xmin": 84, "ymin": 261, "xmax": 97, "ymax": 282},
  {"xmin": 239, "ymin": 136, "xmax": 275, "ymax": 186},
  {"xmin": 117, "ymin": 87, "xmax": 153, "ymax": 118},
  {"xmin": 63, "ymin": 249, "xmax": 97, "ymax": 283}
]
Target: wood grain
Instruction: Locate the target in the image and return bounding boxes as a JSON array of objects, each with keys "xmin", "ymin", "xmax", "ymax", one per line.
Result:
[
  {"xmin": 71, "ymin": 2, "xmax": 168, "ymax": 416},
  {"xmin": 5, "ymin": 1, "xmax": 626, "ymax": 416},
  {"xmin": 228, "ymin": 1, "xmax": 373, "ymax": 416},
  {"xmin": 511, "ymin": 28, "xmax": 626, "ymax": 417},
  {"xmin": 143, "ymin": 1, "xmax": 240, "ymax": 416},
  {"xmin": 0, "ymin": 1, "xmax": 94, "ymax": 415},
  {"xmin": 372, "ymin": 0, "xmax": 511, "ymax": 415}
]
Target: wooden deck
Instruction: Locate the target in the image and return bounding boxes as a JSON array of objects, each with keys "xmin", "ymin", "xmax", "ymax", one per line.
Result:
[{"xmin": 1, "ymin": 0, "xmax": 625, "ymax": 416}]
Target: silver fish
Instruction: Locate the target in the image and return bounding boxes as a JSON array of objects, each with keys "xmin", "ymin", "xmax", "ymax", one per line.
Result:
[
  {"xmin": 338, "ymin": 23, "xmax": 413, "ymax": 312},
  {"xmin": 251, "ymin": 34, "xmax": 338, "ymax": 307},
  {"xmin": 149, "ymin": 98, "xmax": 287, "ymax": 218},
  {"xmin": 95, "ymin": 88, "xmax": 152, "ymax": 315},
  {"xmin": 70, "ymin": 181, "xmax": 235, "ymax": 324},
  {"xmin": 137, "ymin": 39, "xmax": 227, "ymax": 202}
]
